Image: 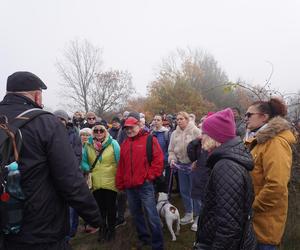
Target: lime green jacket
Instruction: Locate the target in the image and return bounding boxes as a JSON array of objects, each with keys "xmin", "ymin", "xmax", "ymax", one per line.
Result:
[{"xmin": 81, "ymin": 135, "xmax": 120, "ymax": 192}]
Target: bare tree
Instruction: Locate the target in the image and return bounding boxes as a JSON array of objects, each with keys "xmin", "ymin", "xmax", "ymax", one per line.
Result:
[
  {"xmin": 56, "ymin": 39, "xmax": 102, "ymax": 112},
  {"xmin": 91, "ymin": 70, "xmax": 135, "ymax": 116}
]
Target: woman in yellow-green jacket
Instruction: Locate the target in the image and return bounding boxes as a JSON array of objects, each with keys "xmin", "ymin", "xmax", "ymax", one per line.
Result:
[
  {"xmin": 81, "ymin": 123, "xmax": 120, "ymax": 242},
  {"xmin": 244, "ymin": 98, "xmax": 296, "ymax": 250}
]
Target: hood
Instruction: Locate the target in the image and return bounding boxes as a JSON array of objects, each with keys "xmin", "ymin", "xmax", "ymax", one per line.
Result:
[
  {"xmin": 207, "ymin": 137, "xmax": 254, "ymax": 171},
  {"xmin": 152, "ymin": 126, "xmax": 169, "ymax": 133},
  {"xmin": 256, "ymin": 116, "xmax": 296, "ymax": 145},
  {"xmin": 176, "ymin": 121, "xmax": 197, "ymax": 133}
]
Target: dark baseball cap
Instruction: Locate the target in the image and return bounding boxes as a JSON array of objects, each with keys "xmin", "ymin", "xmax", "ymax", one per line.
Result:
[{"xmin": 6, "ymin": 71, "xmax": 47, "ymax": 92}]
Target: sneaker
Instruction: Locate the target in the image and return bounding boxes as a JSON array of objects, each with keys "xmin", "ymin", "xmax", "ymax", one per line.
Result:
[
  {"xmin": 115, "ymin": 218, "xmax": 127, "ymax": 229},
  {"xmin": 180, "ymin": 213, "xmax": 194, "ymax": 225},
  {"xmin": 191, "ymin": 216, "xmax": 199, "ymax": 232}
]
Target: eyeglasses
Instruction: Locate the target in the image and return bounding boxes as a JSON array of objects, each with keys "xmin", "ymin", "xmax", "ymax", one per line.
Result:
[
  {"xmin": 80, "ymin": 133, "xmax": 90, "ymax": 136},
  {"xmin": 244, "ymin": 112, "xmax": 263, "ymax": 118},
  {"xmin": 88, "ymin": 117, "xmax": 96, "ymax": 120},
  {"xmin": 93, "ymin": 128, "xmax": 105, "ymax": 134}
]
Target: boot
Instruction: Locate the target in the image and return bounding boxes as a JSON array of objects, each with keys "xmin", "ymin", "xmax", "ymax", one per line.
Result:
[
  {"xmin": 97, "ymin": 226, "xmax": 107, "ymax": 243},
  {"xmin": 105, "ymin": 229, "xmax": 116, "ymax": 242}
]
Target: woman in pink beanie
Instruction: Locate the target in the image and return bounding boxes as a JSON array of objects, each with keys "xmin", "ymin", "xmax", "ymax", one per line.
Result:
[{"xmin": 194, "ymin": 108, "xmax": 256, "ymax": 250}]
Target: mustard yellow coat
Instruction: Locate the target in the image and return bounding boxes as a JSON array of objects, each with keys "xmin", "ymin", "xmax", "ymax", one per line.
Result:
[{"xmin": 245, "ymin": 117, "xmax": 296, "ymax": 245}]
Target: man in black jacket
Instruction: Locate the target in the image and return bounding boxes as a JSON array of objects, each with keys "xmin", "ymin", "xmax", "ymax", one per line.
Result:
[{"xmin": 0, "ymin": 71, "xmax": 102, "ymax": 250}]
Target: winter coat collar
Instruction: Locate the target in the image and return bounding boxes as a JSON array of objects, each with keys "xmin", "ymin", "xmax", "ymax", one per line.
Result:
[
  {"xmin": 175, "ymin": 121, "xmax": 197, "ymax": 134},
  {"xmin": 1, "ymin": 93, "xmax": 41, "ymax": 109},
  {"xmin": 152, "ymin": 126, "xmax": 169, "ymax": 133},
  {"xmin": 207, "ymin": 137, "xmax": 254, "ymax": 171},
  {"xmin": 255, "ymin": 116, "xmax": 295, "ymax": 145}
]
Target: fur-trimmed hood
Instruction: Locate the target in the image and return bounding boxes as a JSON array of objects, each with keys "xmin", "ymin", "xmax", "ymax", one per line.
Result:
[{"xmin": 255, "ymin": 116, "xmax": 296, "ymax": 145}]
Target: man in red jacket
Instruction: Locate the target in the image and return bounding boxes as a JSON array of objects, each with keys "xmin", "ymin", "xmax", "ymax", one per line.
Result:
[{"xmin": 116, "ymin": 113, "xmax": 164, "ymax": 250}]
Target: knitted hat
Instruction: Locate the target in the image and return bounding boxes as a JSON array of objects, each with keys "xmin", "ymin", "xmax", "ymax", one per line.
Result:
[
  {"xmin": 202, "ymin": 108, "xmax": 236, "ymax": 143},
  {"xmin": 53, "ymin": 110, "xmax": 69, "ymax": 123},
  {"xmin": 128, "ymin": 111, "xmax": 140, "ymax": 121},
  {"xmin": 111, "ymin": 116, "xmax": 121, "ymax": 123},
  {"xmin": 79, "ymin": 128, "xmax": 92, "ymax": 135}
]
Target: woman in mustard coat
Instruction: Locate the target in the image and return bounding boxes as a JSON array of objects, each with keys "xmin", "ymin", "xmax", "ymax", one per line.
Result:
[{"xmin": 244, "ymin": 98, "xmax": 296, "ymax": 250}]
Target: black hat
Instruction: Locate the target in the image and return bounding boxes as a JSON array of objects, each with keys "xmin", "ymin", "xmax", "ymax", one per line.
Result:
[
  {"xmin": 7, "ymin": 71, "xmax": 47, "ymax": 92},
  {"xmin": 111, "ymin": 116, "xmax": 121, "ymax": 123},
  {"xmin": 128, "ymin": 111, "xmax": 140, "ymax": 121}
]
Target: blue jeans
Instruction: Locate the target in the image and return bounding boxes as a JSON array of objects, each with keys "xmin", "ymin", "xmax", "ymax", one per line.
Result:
[
  {"xmin": 126, "ymin": 181, "xmax": 164, "ymax": 250},
  {"xmin": 257, "ymin": 243, "xmax": 276, "ymax": 250},
  {"xmin": 178, "ymin": 170, "xmax": 200, "ymax": 215},
  {"xmin": 69, "ymin": 207, "xmax": 79, "ymax": 236}
]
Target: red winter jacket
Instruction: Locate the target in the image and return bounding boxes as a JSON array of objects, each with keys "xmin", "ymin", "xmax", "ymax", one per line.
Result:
[{"xmin": 116, "ymin": 129, "xmax": 164, "ymax": 190}]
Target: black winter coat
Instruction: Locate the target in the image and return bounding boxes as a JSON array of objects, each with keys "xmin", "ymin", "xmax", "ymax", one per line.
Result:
[
  {"xmin": 187, "ymin": 139, "xmax": 210, "ymax": 201},
  {"xmin": 196, "ymin": 137, "xmax": 256, "ymax": 250},
  {"xmin": 0, "ymin": 94, "xmax": 102, "ymax": 246},
  {"xmin": 67, "ymin": 124, "xmax": 82, "ymax": 165}
]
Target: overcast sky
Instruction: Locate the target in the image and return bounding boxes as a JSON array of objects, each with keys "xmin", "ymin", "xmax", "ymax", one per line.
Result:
[{"xmin": 1, "ymin": 0, "xmax": 299, "ymax": 110}]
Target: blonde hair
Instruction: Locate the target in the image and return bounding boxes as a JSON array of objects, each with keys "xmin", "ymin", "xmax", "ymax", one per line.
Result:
[
  {"xmin": 202, "ymin": 135, "xmax": 221, "ymax": 152},
  {"xmin": 177, "ymin": 111, "xmax": 189, "ymax": 121}
]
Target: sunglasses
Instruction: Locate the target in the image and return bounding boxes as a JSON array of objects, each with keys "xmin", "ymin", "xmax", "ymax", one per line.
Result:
[
  {"xmin": 88, "ymin": 117, "xmax": 96, "ymax": 120},
  {"xmin": 244, "ymin": 112, "xmax": 263, "ymax": 118},
  {"xmin": 93, "ymin": 128, "xmax": 105, "ymax": 134},
  {"xmin": 80, "ymin": 133, "xmax": 90, "ymax": 136}
]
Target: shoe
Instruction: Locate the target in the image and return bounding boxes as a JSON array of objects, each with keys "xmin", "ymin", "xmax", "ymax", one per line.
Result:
[
  {"xmin": 115, "ymin": 218, "xmax": 127, "ymax": 229},
  {"xmin": 191, "ymin": 216, "xmax": 199, "ymax": 232},
  {"xmin": 97, "ymin": 227, "xmax": 107, "ymax": 243},
  {"xmin": 105, "ymin": 229, "xmax": 116, "ymax": 242},
  {"xmin": 180, "ymin": 213, "xmax": 194, "ymax": 225}
]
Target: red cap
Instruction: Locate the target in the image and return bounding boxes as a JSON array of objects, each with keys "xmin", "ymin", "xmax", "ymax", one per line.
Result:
[{"xmin": 124, "ymin": 117, "xmax": 139, "ymax": 127}]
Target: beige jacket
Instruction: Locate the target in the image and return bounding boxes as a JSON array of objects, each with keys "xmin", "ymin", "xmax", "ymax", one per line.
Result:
[{"xmin": 168, "ymin": 122, "xmax": 201, "ymax": 164}]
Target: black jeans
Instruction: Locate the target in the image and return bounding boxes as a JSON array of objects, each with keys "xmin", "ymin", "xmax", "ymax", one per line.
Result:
[
  {"xmin": 116, "ymin": 191, "xmax": 127, "ymax": 221},
  {"xmin": 93, "ymin": 189, "xmax": 117, "ymax": 231}
]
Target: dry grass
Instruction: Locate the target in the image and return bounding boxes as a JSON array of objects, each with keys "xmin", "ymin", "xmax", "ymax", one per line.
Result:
[{"xmin": 71, "ymin": 195, "xmax": 195, "ymax": 250}]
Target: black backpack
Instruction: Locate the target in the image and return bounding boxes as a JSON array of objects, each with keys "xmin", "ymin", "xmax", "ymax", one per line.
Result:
[
  {"xmin": 0, "ymin": 108, "xmax": 50, "ymax": 190},
  {"xmin": 146, "ymin": 134, "xmax": 167, "ymax": 193}
]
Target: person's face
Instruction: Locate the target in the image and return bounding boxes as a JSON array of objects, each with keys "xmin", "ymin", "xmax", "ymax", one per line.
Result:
[
  {"xmin": 80, "ymin": 133, "xmax": 90, "ymax": 144},
  {"xmin": 93, "ymin": 126, "xmax": 106, "ymax": 140},
  {"xmin": 112, "ymin": 121, "xmax": 120, "ymax": 129},
  {"xmin": 74, "ymin": 112, "xmax": 81, "ymax": 120},
  {"xmin": 232, "ymin": 109, "xmax": 239, "ymax": 119},
  {"xmin": 58, "ymin": 117, "xmax": 67, "ymax": 127},
  {"xmin": 153, "ymin": 116, "xmax": 163, "ymax": 129},
  {"xmin": 177, "ymin": 115, "xmax": 188, "ymax": 130},
  {"xmin": 87, "ymin": 116, "xmax": 96, "ymax": 125},
  {"xmin": 125, "ymin": 125, "xmax": 140, "ymax": 137},
  {"xmin": 244, "ymin": 105, "xmax": 269, "ymax": 131}
]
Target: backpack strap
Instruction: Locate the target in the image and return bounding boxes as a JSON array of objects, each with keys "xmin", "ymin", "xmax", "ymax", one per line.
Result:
[
  {"xmin": 146, "ymin": 134, "xmax": 153, "ymax": 166},
  {"xmin": 11, "ymin": 108, "xmax": 50, "ymax": 128}
]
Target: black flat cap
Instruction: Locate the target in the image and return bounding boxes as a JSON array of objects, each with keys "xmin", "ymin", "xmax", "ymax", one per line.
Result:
[{"xmin": 7, "ymin": 71, "xmax": 47, "ymax": 92}]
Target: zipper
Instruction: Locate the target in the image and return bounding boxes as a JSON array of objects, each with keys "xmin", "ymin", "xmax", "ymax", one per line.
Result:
[{"xmin": 130, "ymin": 139, "xmax": 133, "ymax": 185}]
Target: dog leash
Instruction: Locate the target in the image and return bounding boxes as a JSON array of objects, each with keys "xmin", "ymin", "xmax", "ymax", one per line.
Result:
[{"xmin": 167, "ymin": 168, "xmax": 174, "ymax": 198}]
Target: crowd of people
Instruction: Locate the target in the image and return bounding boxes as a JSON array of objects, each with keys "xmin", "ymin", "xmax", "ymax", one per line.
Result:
[{"xmin": 0, "ymin": 71, "xmax": 298, "ymax": 250}]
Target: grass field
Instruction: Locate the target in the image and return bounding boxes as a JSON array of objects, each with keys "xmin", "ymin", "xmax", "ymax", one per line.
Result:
[{"xmin": 71, "ymin": 194, "xmax": 195, "ymax": 250}]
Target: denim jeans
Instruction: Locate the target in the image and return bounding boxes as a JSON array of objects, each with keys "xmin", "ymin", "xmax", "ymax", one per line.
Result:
[
  {"xmin": 257, "ymin": 243, "xmax": 276, "ymax": 250},
  {"xmin": 126, "ymin": 181, "xmax": 164, "ymax": 250},
  {"xmin": 69, "ymin": 207, "xmax": 79, "ymax": 236},
  {"xmin": 178, "ymin": 169, "xmax": 200, "ymax": 215}
]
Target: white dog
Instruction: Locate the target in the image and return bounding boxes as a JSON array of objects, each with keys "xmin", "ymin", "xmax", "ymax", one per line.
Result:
[{"xmin": 156, "ymin": 192, "xmax": 180, "ymax": 241}]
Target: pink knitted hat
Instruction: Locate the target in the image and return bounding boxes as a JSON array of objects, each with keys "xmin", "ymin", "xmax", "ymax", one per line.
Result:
[{"xmin": 202, "ymin": 108, "xmax": 236, "ymax": 143}]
